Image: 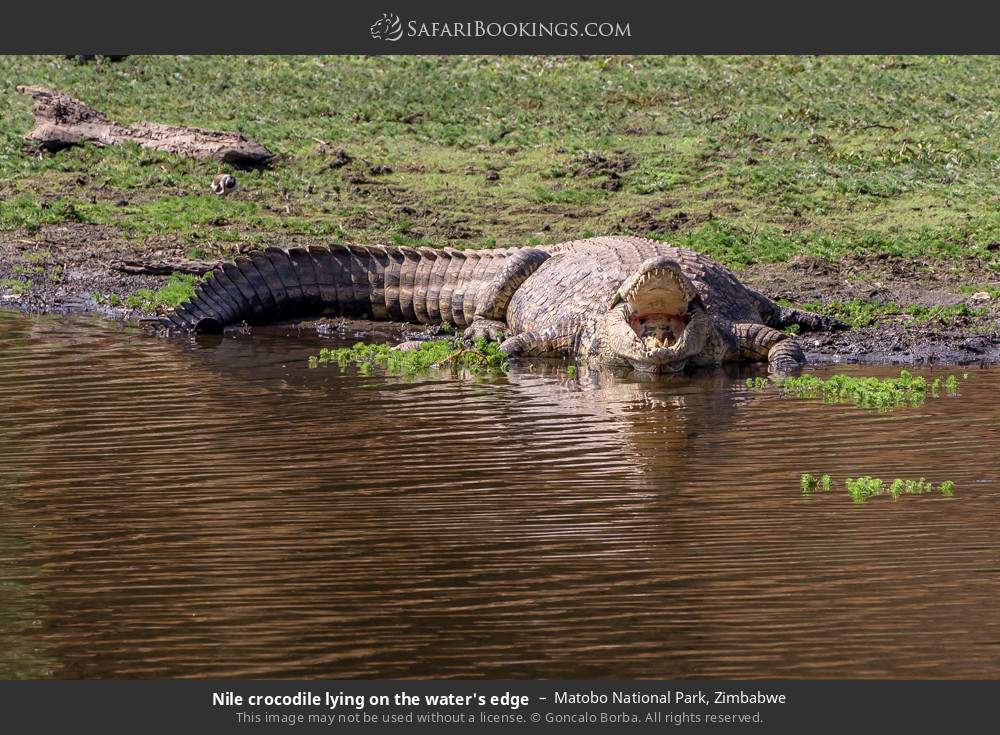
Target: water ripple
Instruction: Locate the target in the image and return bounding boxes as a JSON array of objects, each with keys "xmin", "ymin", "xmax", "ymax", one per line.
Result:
[{"xmin": 1, "ymin": 311, "xmax": 998, "ymax": 678}]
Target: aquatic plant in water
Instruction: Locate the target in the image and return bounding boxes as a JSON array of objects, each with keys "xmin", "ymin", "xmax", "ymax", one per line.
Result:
[
  {"xmin": 800, "ymin": 473, "xmax": 834, "ymax": 496},
  {"xmin": 308, "ymin": 337, "xmax": 508, "ymax": 376},
  {"xmin": 800, "ymin": 473, "xmax": 818, "ymax": 496},
  {"xmin": 801, "ymin": 473, "xmax": 956, "ymax": 503},
  {"xmin": 845, "ymin": 476, "xmax": 885, "ymax": 503},
  {"xmin": 776, "ymin": 370, "xmax": 961, "ymax": 410},
  {"xmin": 845, "ymin": 476, "xmax": 947, "ymax": 504}
]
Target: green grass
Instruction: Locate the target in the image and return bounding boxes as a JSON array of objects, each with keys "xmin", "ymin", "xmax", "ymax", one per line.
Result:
[
  {"xmin": 21, "ymin": 248, "xmax": 51, "ymax": 263},
  {"xmin": 308, "ymin": 337, "xmax": 508, "ymax": 376},
  {"xmin": 123, "ymin": 272, "xmax": 205, "ymax": 311},
  {"xmin": 0, "ymin": 55, "xmax": 999, "ymax": 271},
  {"xmin": 0, "ymin": 277, "xmax": 33, "ymax": 295},
  {"xmin": 11, "ymin": 264, "xmax": 43, "ymax": 276},
  {"xmin": 959, "ymin": 285, "xmax": 1000, "ymax": 299},
  {"xmin": 93, "ymin": 291, "xmax": 121, "ymax": 307},
  {"xmin": 779, "ymin": 298, "xmax": 987, "ymax": 329}
]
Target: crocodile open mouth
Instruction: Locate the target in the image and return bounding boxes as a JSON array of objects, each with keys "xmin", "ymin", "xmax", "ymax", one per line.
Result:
[
  {"xmin": 604, "ymin": 258, "xmax": 708, "ymax": 371},
  {"xmin": 620, "ymin": 266, "xmax": 692, "ymax": 353}
]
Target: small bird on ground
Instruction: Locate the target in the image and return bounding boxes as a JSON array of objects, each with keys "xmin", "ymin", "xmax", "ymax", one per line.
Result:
[{"xmin": 211, "ymin": 172, "xmax": 237, "ymax": 196}]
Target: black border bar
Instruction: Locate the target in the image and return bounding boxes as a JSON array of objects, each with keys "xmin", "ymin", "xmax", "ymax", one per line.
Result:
[
  {"xmin": 0, "ymin": 680, "xmax": 992, "ymax": 733},
  {"xmin": 2, "ymin": 1, "xmax": 1000, "ymax": 54}
]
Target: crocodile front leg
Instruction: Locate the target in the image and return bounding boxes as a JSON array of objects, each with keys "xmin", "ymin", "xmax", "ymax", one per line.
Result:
[
  {"xmin": 464, "ymin": 248, "xmax": 549, "ymax": 341},
  {"xmin": 500, "ymin": 321, "xmax": 580, "ymax": 358},
  {"xmin": 463, "ymin": 317, "xmax": 510, "ymax": 341},
  {"xmin": 734, "ymin": 323, "xmax": 805, "ymax": 372}
]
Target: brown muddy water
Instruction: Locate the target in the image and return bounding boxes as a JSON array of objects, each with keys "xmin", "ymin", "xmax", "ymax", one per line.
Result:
[{"xmin": 1, "ymin": 309, "xmax": 999, "ymax": 680}]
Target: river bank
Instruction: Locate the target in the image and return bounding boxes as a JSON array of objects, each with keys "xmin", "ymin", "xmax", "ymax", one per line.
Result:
[
  {"xmin": 2, "ymin": 56, "xmax": 999, "ymax": 364},
  {"xmin": 1, "ymin": 221, "xmax": 997, "ymax": 365}
]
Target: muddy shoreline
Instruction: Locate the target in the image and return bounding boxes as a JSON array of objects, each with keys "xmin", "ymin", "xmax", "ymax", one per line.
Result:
[{"xmin": 2, "ymin": 223, "xmax": 998, "ymax": 366}]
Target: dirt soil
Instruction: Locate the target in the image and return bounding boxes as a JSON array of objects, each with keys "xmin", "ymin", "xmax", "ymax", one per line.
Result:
[
  {"xmin": 742, "ymin": 255, "xmax": 1000, "ymax": 365},
  {"xmin": 2, "ymin": 223, "xmax": 998, "ymax": 366}
]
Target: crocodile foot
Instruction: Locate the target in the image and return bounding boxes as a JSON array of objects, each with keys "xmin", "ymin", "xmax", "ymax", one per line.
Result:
[
  {"xmin": 464, "ymin": 317, "xmax": 510, "ymax": 342},
  {"xmin": 778, "ymin": 307, "xmax": 849, "ymax": 332}
]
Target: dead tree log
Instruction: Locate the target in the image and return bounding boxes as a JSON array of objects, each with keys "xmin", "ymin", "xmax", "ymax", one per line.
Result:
[
  {"xmin": 17, "ymin": 85, "xmax": 274, "ymax": 168},
  {"xmin": 113, "ymin": 259, "xmax": 218, "ymax": 276}
]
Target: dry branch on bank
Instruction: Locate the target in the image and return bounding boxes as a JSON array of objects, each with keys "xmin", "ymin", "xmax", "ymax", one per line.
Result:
[
  {"xmin": 113, "ymin": 259, "xmax": 217, "ymax": 276},
  {"xmin": 17, "ymin": 85, "xmax": 274, "ymax": 168}
]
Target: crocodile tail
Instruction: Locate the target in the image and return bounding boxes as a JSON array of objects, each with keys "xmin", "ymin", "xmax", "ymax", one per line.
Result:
[
  {"xmin": 169, "ymin": 245, "xmax": 373, "ymax": 332},
  {"xmin": 168, "ymin": 245, "xmax": 511, "ymax": 332}
]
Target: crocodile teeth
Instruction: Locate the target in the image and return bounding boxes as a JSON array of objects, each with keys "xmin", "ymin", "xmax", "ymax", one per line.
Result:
[
  {"xmin": 624, "ymin": 269, "xmax": 685, "ymax": 300},
  {"xmin": 642, "ymin": 334, "xmax": 680, "ymax": 353}
]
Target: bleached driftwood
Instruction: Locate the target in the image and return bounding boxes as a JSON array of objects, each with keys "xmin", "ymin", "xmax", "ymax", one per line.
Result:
[{"xmin": 17, "ymin": 85, "xmax": 274, "ymax": 168}]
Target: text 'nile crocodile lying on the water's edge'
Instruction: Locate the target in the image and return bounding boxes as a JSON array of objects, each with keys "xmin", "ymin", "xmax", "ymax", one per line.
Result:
[{"xmin": 168, "ymin": 236, "xmax": 847, "ymax": 372}]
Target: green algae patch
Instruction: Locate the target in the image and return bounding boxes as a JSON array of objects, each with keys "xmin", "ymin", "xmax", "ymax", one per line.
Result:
[
  {"xmin": 777, "ymin": 370, "xmax": 960, "ymax": 410},
  {"xmin": 800, "ymin": 474, "xmax": 957, "ymax": 503},
  {"xmin": 308, "ymin": 337, "xmax": 508, "ymax": 376}
]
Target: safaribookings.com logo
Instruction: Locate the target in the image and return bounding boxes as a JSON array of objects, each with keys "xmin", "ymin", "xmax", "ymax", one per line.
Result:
[
  {"xmin": 370, "ymin": 13, "xmax": 631, "ymax": 42},
  {"xmin": 370, "ymin": 13, "xmax": 404, "ymax": 41}
]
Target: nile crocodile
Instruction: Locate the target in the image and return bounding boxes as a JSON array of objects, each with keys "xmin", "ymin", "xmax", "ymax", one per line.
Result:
[{"xmin": 169, "ymin": 236, "xmax": 845, "ymax": 371}]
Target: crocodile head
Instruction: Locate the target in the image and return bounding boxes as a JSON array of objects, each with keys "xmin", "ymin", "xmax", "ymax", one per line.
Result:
[{"xmin": 600, "ymin": 256, "xmax": 713, "ymax": 372}]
